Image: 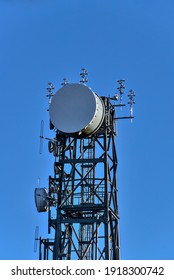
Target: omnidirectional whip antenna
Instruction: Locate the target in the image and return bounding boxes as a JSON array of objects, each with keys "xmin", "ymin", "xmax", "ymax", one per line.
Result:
[
  {"xmin": 39, "ymin": 120, "xmax": 44, "ymax": 154},
  {"xmin": 34, "ymin": 226, "xmax": 39, "ymax": 253},
  {"xmin": 46, "ymin": 82, "xmax": 54, "ymax": 108},
  {"xmin": 80, "ymin": 68, "xmax": 88, "ymax": 83},
  {"xmin": 128, "ymin": 89, "xmax": 135, "ymax": 121},
  {"xmin": 61, "ymin": 78, "xmax": 69, "ymax": 86},
  {"xmin": 117, "ymin": 79, "xmax": 125, "ymax": 109},
  {"xmin": 37, "ymin": 177, "xmax": 41, "ymax": 188}
]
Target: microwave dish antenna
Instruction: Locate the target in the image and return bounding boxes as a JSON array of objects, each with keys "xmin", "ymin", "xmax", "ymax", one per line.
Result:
[
  {"xmin": 49, "ymin": 83, "xmax": 105, "ymax": 137},
  {"xmin": 34, "ymin": 188, "xmax": 49, "ymax": 212}
]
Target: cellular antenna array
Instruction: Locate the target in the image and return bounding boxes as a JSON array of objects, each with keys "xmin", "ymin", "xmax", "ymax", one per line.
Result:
[{"xmin": 34, "ymin": 68, "xmax": 135, "ymax": 260}]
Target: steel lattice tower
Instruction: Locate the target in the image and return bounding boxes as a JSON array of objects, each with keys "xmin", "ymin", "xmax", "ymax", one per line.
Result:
[{"xmin": 34, "ymin": 70, "xmax": 135, "ymax": 260}]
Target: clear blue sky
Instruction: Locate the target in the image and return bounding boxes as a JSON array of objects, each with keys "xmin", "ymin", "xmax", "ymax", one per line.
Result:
[{"xmin": 0, "ymin": 0, "xmax": 174, "ymax": 260}]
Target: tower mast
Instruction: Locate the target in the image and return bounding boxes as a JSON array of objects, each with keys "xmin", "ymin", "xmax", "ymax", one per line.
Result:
[{"xmin": 34, "ymin": 69, "xmax": 135, "ymax": 260}]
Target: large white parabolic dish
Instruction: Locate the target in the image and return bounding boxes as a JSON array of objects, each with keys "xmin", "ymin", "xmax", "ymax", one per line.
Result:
[{"xmin": 49, "ymin": 83, "xmax": 105, "ymax": 137}]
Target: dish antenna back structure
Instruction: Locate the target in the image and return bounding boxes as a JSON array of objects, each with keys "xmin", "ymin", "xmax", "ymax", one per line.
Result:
[{"xmin": 34, "ymin": 68, "xmax": 135, "ymax": 260}]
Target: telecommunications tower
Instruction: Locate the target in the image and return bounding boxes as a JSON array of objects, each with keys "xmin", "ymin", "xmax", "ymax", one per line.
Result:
[{"xmin": 34, "ymin": 68, "xmax": 135, "ymax": 260}]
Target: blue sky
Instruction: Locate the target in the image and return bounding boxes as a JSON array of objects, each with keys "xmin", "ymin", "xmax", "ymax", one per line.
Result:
[{"xmin": 0, "ymin": 0, "xmax": 174, "ymax": 260}]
